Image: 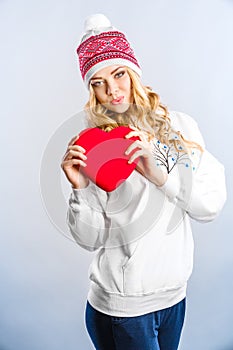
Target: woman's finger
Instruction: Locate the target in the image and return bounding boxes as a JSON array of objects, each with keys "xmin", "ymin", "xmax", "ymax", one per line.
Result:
[
  {"xmin": 68, "ymin": 149, "xmax": 87, "ymax": 160},
  {"xmin": 128, "ymin": 149, "xmax": 144, "ymax": 164},
  {"xmin": 125, "ymin": 131, "xmax": 140, "ymax": 139},
  {"xmin": 68, "ymin": 145, "xmax": 86, "ymax": 153},
  {"xmin": 62, "ymin": 158, "xmax": 87, "ymax": 169},
  {"xmin": 128, "ymin": 125, "xmax": 139, "ymax": 131},
  {"xmin": 126, "ymin": 129, "xmax": 148, "ymax": 143},
  {"xmin": 62, "ymin": 148, "xmax": 87, "ymax": 163},
  {"xmin": 125, "ymin": 140, "xmax": 143, "ymax": 155}
]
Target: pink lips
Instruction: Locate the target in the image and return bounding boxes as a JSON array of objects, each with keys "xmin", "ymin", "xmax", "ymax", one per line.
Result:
[{"xmin": 111, "ymin": 96, "xmax": 124, "ymax": 105}]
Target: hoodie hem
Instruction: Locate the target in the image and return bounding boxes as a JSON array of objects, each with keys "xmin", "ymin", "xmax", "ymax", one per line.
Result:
[{"xmin": 87, "ymin": 281, "xmax": 187, "ymax": 317}]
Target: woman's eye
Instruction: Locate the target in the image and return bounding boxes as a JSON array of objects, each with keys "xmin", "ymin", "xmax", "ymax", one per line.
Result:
[
  {"xmin": 115, "ymin": 71, "xmax": 125, "ymax": 78},
  {"xmin": 91, "ymin": 81, "xmax": 104, "ymax": 87}
]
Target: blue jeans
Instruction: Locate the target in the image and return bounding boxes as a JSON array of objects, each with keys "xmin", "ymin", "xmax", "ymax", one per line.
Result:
[{"xmin": 85, "ymin": 298, "xmax": 186, "ymax": 350}]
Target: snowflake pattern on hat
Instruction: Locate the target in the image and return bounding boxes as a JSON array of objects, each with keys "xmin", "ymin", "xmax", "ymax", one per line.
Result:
[{"xmin": 77, "ymin": 31, "xmax": 141, "ymax": 81}]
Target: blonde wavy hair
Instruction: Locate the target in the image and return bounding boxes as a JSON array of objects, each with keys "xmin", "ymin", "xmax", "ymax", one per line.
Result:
[{"xmin": 84, "ymin": 67, "xmax": 203, "ymax": 154}]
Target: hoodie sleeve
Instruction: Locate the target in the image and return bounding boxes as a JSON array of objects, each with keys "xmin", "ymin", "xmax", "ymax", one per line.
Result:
[
  {"xmin": 158, "ymin": 112, "xmax": 227, "ymax": 222},
  {"xmin": 66, "ymin": 181, "xmax": 109, "ymax": 251}
]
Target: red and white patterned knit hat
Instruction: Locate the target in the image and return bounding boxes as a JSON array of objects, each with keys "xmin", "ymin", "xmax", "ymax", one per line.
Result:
[{"xmin": 77, "ymin": 14, "xmax": 142, "ymax": 88}]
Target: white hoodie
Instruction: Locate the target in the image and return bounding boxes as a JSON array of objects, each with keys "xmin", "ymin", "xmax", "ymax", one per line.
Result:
[{"xmin": 66, "ymin": 111, "xmax": 226, "ymax": 317}]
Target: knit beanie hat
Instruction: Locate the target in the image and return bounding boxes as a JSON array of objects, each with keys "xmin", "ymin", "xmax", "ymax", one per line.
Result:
[{"xmin": 76, "ymin": 14, "xmax": 142, "ymax": 88}]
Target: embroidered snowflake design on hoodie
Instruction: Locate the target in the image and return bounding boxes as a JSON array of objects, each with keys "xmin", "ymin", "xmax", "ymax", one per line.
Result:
[{"xmin": 150, "ymin": 136, "xmax": 200, "ymax": 174}]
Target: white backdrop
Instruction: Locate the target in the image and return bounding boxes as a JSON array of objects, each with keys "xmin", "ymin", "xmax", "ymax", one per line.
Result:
[{"xmin": 0, "ymin": 1, "xmax": 232, "ymax": 349}]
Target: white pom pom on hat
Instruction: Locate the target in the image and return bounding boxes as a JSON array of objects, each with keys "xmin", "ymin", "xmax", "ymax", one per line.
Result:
[
  {"xmin": 80, "ymin": 13, "xmax": 116, "ymax": 43},
  {"xmin": 84, "ymin": 13, "xmax": 112, "ymax": 31},
  {"xmin": 77, "ymin": 14, "xmax": 142, "ymax": 88}
]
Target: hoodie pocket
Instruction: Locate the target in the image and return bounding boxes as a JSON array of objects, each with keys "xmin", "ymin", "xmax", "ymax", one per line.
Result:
[{"xmin": 122, "ymin": 233, "xmax": 193, "ymax": 296}]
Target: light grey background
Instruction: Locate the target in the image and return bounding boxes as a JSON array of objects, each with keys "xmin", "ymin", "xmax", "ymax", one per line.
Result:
[{"xmin": 0, "ymin": 0, "xmax": 232, "ymax": 349}]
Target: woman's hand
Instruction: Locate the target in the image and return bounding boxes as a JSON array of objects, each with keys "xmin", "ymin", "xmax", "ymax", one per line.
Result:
[
  {"xmin": 125, "ymin": 126, "xmax": 168, "ymax": 187},
  {"xmin": 61, "ymin": 135, "xmax": 89, "ymax": 189}
]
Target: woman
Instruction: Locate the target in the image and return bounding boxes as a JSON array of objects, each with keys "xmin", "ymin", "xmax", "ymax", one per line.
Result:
[{"xmin": 61, "ymin": 14, "xmax": 226, "ymax": 350}]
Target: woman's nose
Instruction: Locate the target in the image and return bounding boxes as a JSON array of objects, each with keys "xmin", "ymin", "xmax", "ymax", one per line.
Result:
[{"xmin": 106, "ymin": 81, "xmax": 119, "ymax": 96}]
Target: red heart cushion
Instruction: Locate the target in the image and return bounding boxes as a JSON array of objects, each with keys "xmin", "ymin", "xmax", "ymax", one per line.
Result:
[{"xmin": 75, "ymin": 126, "xmax": 140, "ymax": 192}]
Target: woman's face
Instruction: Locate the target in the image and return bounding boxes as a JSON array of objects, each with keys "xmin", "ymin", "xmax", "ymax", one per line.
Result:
[{"xmin": 89, "ymin": 65, "xmax": 133, "ymax": 113}]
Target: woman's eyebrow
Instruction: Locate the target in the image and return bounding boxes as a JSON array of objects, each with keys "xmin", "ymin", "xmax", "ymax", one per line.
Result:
[
  {"xmin": 110, "ymin": 66, "xmax": 125, "ymax": 75},
  {"xmin": 90, "ymin": 77, "xmax": 103, "ymax": 81},
  {"xmin": 91, "ymin": 66, "xmax": 125, "ymax": 80}
]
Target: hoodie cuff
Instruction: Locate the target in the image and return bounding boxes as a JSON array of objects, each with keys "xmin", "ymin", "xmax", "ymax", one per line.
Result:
[
  {"xmin": 71, "ymin": 181, "xmax": 97, "ymax": 203},
  {"xmin": 158, "ymin": 167, "xmax": 180, "ymax": 201},
  {"xmin": 70, "ymin": 181, "xmax": 107, "ymax": 213}
]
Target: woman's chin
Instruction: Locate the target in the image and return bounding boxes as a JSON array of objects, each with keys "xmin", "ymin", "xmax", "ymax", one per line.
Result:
[{"xmin": 104, "ymin": 103, "xmax": 130, "ymax": 114}]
